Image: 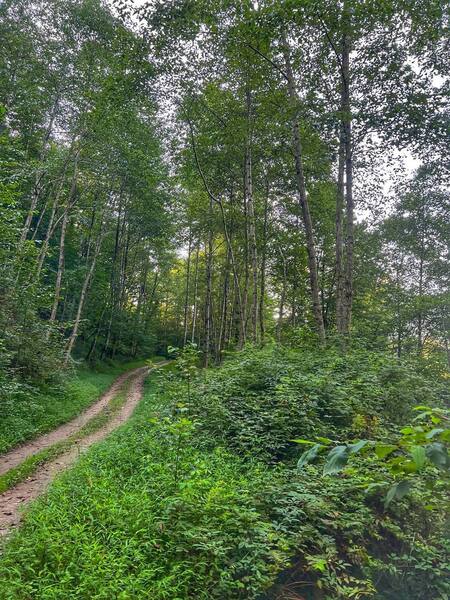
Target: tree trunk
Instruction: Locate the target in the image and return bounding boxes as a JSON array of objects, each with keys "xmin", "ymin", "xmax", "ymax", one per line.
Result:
[
  {"xmin": 282, "ymin": 34, "xmax": 326, "ymax": 344},
  {"xmin": 19, "ymin": 94, "xmax": 60, "ymax": 245},
  {"xmin": 245, "ymin": 88, "xmax": 259, "ymax": 343},
  {"xmin": 191, "ymin": 244, "xmax": 200, "ymax": 344},
  {"xmin": 47, "ymin": 156, "xmax": 78, "ymax": 333},
  {"xmin": 36, "ymin": 149, "xmax": 74, "ymax": 279},
  {"xmin": 335, "ymin": 122, "xmax": 346, "ymax": 333},
  {"xmin": 417, "ymin": 232, "xmax": 424, "ymax": 355},
  {"xmin": 183, "ymin": 231, "xmax": 193, "ymax": 346},
  {"xmin": 203, "ymin": 210, "xmax": 213, "ymax": 367},
  {"xmin": 259, "ymin": 179, "xmax": 269, "ymax": 342},
  {"xmin": 341, "ymin": 2, "xmax": 354, "ymax": 335},
  {"xmin": 132, "ymin": 254, "xmax": 150, "ymax": 357},
  {"xmin": 277, "ymin": 247, "xmax": 287, "ymax": 342},
  {"xmin": 64, "ymin": 220, "xmax": 104, "ymax": 365},
  {"xmin": 217, "ymin": 244, "xmax": 231, "ymax": 361}
]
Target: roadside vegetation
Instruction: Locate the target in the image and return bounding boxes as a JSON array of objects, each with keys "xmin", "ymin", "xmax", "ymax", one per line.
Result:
[{"xmin": 0, "ymin": 345, "xmax": 448, "ymax": 600}]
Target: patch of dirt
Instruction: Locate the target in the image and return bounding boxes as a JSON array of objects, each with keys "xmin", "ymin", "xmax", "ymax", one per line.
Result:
[{"xmin": 0, "ymin": 365, "xmax": 155, "ymax": 536}]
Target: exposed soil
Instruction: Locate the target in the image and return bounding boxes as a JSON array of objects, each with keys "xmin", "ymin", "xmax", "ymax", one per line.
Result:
[{"xmin": 0, "ymin": 365, "xmax": 155, "ymax": 536}]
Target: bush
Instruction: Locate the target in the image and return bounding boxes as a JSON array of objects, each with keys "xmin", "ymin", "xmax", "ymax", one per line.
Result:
[{"xmin": 184, "ymin": 344, "xmax": 444, "ymax": 461}]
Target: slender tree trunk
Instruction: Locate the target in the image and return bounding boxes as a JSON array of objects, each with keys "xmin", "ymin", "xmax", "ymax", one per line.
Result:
[
  {"xmin": 341, "ymin": 3, "xmax": 354, "ymax": 335},
  {"xmin": 19, "ymin": 94, "xmax": 60, "ymax": 245},
  {"xmin": 241, "ymin": 184, "xmax": 250, "ymax": 347},
  {"xmin": 64, "ymin": 221, "xmax": 104, "ymax": 365},
  {"xmin": 31, "ymin": 197, "xmax": 49, "ymax": 241},
  {"xmin": 102, "ymin": 193, "xmax": 123, "ymax": 359},
  {"xmin": 282, "ymin": 34, "xmax": 326, "ymax": 344},
  {"xmin": 335, "ymin": 123, "xmax": 346, "ymax": 332},
  {"xmin": 417, "ymin": 233, "xmax": 424, "ymax": 355},
  {"xmin": 217, "ymin": 244, "xmax": 231, "ymax": 361},
  {"xmin": 143, "ymin": 271, "xmax": 159, "ymax": 335},
  {"xmin": 183, "ymin": 231, "xmax": 193, "ymax": 346},
  {"xmin": 86, "ymin": 303, "xmax": 107, "ymax": 362},
  {"xmin": 47, "ymin": 157, "xmax": 78, "ymax": 333},
  {"xmin": 36, "ymin": 150, "xmax": 74, "ymax": 279},
  {"xmin": 132, "ymin": 254, "xmax": 149, "ymax": 357},
  {"xmin": 216, "ymin": 195, "xmax": 246, "ymax": 345},
  {"xmin": 191, "ymin": 244, "xmax": 200, "ymax": 344},
  {"xmin": 277, "ymin": 247, "xmax": 287, "ymax": 342},
  {"xmin": 245, "ymin": 88, "xmax": 259, "ymax": 343},
  {"xmin": 259, "ymin": 180, "xmax": 269, "ymax": 342},
  {"xmin": 203, "ymin": 210, "xmax": 213, "ymax": 367}
]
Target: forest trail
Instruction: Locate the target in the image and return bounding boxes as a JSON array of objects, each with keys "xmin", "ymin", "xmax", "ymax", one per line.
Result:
[
  {"xmin": 0, "ymin": 365, "xmax": 158, "ymax": 536},
  {"xmin": 0, "ymin": 367, "xmax": 142, "ymax": 476}
]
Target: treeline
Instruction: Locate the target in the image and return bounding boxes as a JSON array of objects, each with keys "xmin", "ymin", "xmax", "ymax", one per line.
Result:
[
  {"xmin": 1, "ymin": 0, "xmax": 449, "ymax": 388},
  {"xmin": 0, "ymin": 0, "xmax": 175, "ymax": 386},
  {"xmin": 129, "ymin": 0, "xmax": 449, "ymax": 366}
]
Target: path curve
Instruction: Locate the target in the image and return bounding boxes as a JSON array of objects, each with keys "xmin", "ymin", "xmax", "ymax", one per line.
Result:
[
  {"xmin": 0, "ymin": 367, "xmax": 140, "ymax": 476},
  {"xmin": 0, "ymin": 365, "xmax": 153, "ymax": 536}
]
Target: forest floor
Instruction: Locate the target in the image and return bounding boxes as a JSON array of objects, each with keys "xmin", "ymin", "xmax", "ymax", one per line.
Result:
[{"xmin": 0, "ymin": 364, "xmax": 164, "ymax": 536}]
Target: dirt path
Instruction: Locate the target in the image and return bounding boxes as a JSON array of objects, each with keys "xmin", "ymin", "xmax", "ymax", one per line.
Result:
[
  {"xmin": 0, "ymin": 365, "xmax": 153, "ymax": 536},
  {"xmin": 0, "ymin": 367, "xmax": 141, "ymax": 476}
]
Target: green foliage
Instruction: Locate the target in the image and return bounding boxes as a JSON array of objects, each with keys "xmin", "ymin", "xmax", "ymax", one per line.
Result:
[
  {"xmin": 296, "ymin": 405, "xmax": 450, "ymax": 509},
  {"xmin": 183, "ymin": 343, "xmax": 444, "ymax": 460},
  {"xmin": 1, "ymin": 347, "xmax": 448, "ymax": 599}
]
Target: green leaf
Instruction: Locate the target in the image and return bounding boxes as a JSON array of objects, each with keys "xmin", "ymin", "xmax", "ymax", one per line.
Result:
[
  {"xmin": 348, "ymin": 440, "xmax": 369, "ymax": 454},
  {"xmin": 323, "ymin": 446, "xmax": 349, "ymax": 475},
  {"xmin": 291, "ymin": 439, "xmax": 316, "ymax": 445},
  {"xmin": 297, "ymin": 444, "xmax": 323, "ymax": 470},
  {"xmin": 400, "ymin": 426, "xmax": 415, "ymax": 434},
  {"xmin": 316, "ymin": 436, "xmax": 333, "ymax": 445},
  {"xmin": 426, "ymin": 443, "xmax": 449, "ymax": 469},
  {"xmin": 374, "ymin": 444, "xmax": 397, "ymax": 459},
  {"xmin": 439, "ymin": 430, "xmax": 450, "ymax": 442},
  {"xmin": 384, "ymin": 480, "xmax": 413, "ymax": 508},
  {"xmin": 425, "ymin": 428, "xmax": 444, "ymax": 439},
  {"xmin": 410, "ymin": 446, "xmax": 426, "ymax": 470}
]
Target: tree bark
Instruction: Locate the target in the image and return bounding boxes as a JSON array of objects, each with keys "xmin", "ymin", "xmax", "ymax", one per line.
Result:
[
  {"xmin": 19, "ymin": 94, "xmax": 60, "ymax": 245},
  {"xmin": 183, "ymin": 230, "xmax": 193, "ymax": 346},
  {"xmin": 335, "ymin": 122, "xmax": 346, "ymax": 333},
  {"xmin": 47, "ymin": 156, "xmax": 78, "ymax": 334},
  {"xmin": 245, "ymin": 88, "xmax": 259, "ymax": 343},
  {"xmin": 203, "ymin": 222, "xmax": 213, "ymax": 367},
  {"xmin": 282, "ymin": 34, "xmax": 326, "ymax": 344},
  {"xmin": 191, "ymin": 244, "xmax": 200, "ymax": 344},
  {"xmin": 64, "ymin": 218, "xmax": 105, "ymax": 364},
  {"xmin": 341, "ymin": 2, "xmax": 354, "ymax": 335},
  {"xmin": 259, "ymin": 179, "xmax": 269, "ymax": 342},
  {"xmin": 277, "ymin": 247, "xmax": 287, "ymax": 342}
]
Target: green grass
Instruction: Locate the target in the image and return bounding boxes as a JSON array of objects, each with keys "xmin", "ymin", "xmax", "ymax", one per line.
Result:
[
  {"xmin": 0, "ymin": 369, "xmax": 292, "ymax": 600},
  {"xmin": 0, "ymin": 357, "xmax": 162, "ymax": 454},
  {"xmin": 0, "ymin": 352, "xmax": 447, "ymax": 599}
]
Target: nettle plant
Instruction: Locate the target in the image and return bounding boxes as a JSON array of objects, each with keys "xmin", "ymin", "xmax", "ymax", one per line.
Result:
[{"xmin": 296, "ymin": 406, "xmax": 449, "ymax": 508}]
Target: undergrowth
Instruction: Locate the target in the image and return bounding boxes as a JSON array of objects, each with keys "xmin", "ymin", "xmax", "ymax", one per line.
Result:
[{"xmin": 0, "ymin": 346, "xmax": 448, "ymax": 599}]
